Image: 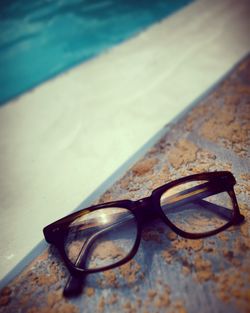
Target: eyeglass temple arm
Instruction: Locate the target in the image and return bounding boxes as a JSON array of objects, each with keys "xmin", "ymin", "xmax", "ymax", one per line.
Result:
[
  {"xmin": 64, "ymin": 215, "xmax": 131, "ymax": 297},
  {"xmin": 161, "ymin": 183, "xmax": 233, "ymax": 219},
  {"xmin": 162, "ymin": 199, "xmax": 232, "ymax": 219},
  {"xmin": 195, "ymin": 199, "xmax": 232, "ymax": 219},
  {"xmin": 64, "ymin": 227, "xmax": 106, "ymax": 297},
  {"xmin": 63, "ymin": 244, "xmax": 87, "ymax": 297}
]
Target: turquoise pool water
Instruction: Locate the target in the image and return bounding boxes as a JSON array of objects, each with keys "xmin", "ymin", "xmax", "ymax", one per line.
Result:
[{"xmin": 0, "ymin": 0, "xmax": 193, "ymax": 105}]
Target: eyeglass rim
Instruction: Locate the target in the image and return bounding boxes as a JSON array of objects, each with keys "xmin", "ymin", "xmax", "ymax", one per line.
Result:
[
  {"xmin": 152, "ymin": 172, "xmax": 243, "ymax": 239},
  {"xmin": 60, "ymin": 206, "xmax": 142, "ymax": 275}
]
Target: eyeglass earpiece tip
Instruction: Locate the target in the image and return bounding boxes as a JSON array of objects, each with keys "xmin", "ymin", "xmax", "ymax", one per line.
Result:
[{"xmin": 63, "ymin": 275, "xmax": 84, "ymax": 297}]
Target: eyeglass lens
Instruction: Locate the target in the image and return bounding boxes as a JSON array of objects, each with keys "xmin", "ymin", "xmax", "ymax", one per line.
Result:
[
  {"xmin": 160, "ymin": 180, "xmax": 233, "ymax": 233},
  {"xmin": 64, "ymin": 207, "xmax": 138, "ymax": 270}
]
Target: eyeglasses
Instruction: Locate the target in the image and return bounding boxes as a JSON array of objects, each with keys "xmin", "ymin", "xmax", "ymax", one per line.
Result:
[{"xmin": 43, "ymin": 171, "xmax": 244, "ymax": 297}]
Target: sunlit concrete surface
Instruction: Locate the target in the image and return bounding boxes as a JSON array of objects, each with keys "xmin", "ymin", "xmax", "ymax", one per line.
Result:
[{"xmin": 0, "ymin": 0, "xmax": 249, "ymax": 281}]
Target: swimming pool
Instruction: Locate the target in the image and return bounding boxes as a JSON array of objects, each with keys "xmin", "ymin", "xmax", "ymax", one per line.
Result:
[{"xmin": 0, "ymin": 0, "xmax": 193, "ymax": 105}]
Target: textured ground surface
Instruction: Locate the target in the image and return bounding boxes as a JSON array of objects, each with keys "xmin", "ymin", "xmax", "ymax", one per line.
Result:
[{"xmin": 0, "ymin": 56, "xmax": 249, "ymax": 313}]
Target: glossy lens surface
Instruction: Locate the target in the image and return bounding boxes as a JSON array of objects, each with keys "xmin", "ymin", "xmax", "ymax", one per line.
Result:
[
  {"xmin": 64, "ymin": 207, "xmax": 137, "ymax": 270},
  {"xmin": 160, "ymin": 180, "xmax": 233, "ymax": 233}
]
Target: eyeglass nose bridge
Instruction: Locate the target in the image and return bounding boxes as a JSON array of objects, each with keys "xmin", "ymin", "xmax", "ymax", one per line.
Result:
[{"xmin": 133, "ymin": 196, "xmax": 158, "ymax": 222}]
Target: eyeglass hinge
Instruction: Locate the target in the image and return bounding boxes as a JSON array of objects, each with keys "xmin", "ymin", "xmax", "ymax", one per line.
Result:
[{"xmin": 233, "ymin": 214, "xmax": 245, "ymax": 225}]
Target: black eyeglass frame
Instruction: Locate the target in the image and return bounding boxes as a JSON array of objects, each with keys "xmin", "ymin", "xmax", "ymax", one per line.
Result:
[{"xmin": 43, "ymin": 171, "xmax": 244, "ymax": 277}]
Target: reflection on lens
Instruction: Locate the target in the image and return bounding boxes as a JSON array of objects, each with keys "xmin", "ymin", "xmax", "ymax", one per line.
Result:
[
  {"xmin": 64, "ymin": 207, "xmax": 137, "ymax": 270},
  {"xmin": 160, "ymin": 180, "xmax": 233, "ymax": 233}
]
